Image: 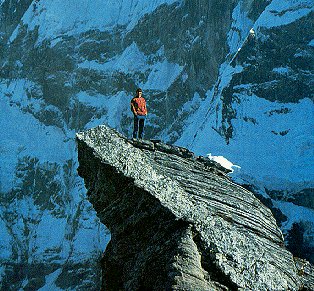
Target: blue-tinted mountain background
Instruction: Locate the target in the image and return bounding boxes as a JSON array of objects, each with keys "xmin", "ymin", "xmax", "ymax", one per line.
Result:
[{"xmin": 0, "ymin": 0, "xmax": 313, "ymax": 289}]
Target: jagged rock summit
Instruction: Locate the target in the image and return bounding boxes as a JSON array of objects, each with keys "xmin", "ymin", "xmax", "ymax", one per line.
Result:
[{"xmin": 76, "ymin": 125, "xmax": 312, "ymax": 291}]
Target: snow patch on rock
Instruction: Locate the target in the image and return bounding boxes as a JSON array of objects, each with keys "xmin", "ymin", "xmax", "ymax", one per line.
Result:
[
  {"xmin": 256, "ymin": 0, "xmax": 314, "ymax": 28},
  {"xmin": 10, "ymin": 0, "xmax": 180, "ymax": 44}
]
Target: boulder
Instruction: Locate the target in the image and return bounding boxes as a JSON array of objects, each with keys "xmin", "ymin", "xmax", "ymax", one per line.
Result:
[{"xmin": 76, "ymin": 125, "xmax": 312, "ymax": 290}]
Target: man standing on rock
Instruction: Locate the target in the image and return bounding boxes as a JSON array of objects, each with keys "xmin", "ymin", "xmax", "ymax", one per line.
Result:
[{"xmin": 131, "ymin": 88, "xmax": 147, "ymax": 139}]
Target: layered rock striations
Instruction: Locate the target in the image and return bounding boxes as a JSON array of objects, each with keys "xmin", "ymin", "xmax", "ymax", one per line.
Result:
[{"xmin": 76, "ymin": 125, "xmax": 313, "ymax": 291}]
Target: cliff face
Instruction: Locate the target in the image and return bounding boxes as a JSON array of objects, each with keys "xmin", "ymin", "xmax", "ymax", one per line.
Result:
[{"xmin": 76, "ymin": 125, "xmax": 313, "ymax": 291}]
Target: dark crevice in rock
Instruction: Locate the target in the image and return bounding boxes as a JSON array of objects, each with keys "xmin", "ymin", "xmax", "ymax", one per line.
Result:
[{"xmin": 192, "ymin": 230, "xmax": 238, "ymax": 291}]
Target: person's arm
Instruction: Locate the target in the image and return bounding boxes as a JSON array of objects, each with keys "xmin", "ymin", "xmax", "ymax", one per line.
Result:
[
  {"xmin": 144, "ymin": 99, "xmax": 148, "ymax": 115},
  {"xmin": 131, "ymin": 99, "xmax": 137, "ymax": 115}
]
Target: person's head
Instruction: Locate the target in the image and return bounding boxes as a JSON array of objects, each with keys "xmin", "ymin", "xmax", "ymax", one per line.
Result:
[{"xmin": 136, "ymin": 88, "xmax": 142, "ymax": 97}]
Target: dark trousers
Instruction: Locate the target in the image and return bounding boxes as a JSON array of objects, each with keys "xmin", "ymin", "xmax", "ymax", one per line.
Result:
[{"xmin": 133, "ymin": 115, "xmax": 145, "ymax": 138}]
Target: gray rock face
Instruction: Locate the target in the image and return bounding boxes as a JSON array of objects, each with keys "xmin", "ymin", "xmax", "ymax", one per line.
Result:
[{"xmin": 76, "ymin": 125, "xmax": 312, "ymax": 290}]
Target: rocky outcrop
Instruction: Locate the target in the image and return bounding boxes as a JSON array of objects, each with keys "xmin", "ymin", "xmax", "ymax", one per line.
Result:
[{"xmin": 76, "ymin": 125, "xmax": 313, "ymax": 291}]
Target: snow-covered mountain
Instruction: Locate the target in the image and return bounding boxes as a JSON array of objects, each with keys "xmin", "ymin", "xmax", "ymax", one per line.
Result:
[{"xmin": 0, "ymin": 0, "xmax": 313, "ymax": 289}]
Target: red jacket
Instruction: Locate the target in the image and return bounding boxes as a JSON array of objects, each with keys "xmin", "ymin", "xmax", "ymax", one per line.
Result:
[{"xmin": 131, "ymin": 96, "xmax": 147, "ymax": 116}]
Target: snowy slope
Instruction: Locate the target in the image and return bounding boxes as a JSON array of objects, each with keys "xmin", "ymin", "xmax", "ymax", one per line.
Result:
[
  {"xmin": 0, "ymin": 80, "xmax": 109, "ymax": 288},
  {"xmin": 0, "ymin": 80, "xmax": 70, "ymax": 192},
  {"xmin": 10, "ymin": 0, "xmax": 180, "ymax": 44},
  {"xmin": 177, "ymin": 93, "xmax": 314, "ymax": 191},
  {"xmin": 78, "ymin": 42, "xmax": 183, "ymax": 92},
  {"xmin": 256, "ymin": 0, "xmax": 314, "ymax": 28},
  {"xmin": 176, "ymin": 0, "xmax": 314, "ymax": 191}
]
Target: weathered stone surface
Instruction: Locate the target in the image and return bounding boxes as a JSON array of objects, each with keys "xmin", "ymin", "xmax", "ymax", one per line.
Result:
[
  {"xmin": 295, "ymin": 258, "xmax": 314, "ymax": 290},
  {"xmin": 77, "ymin": 125, "xmax": 312, "ymax": 290}
]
